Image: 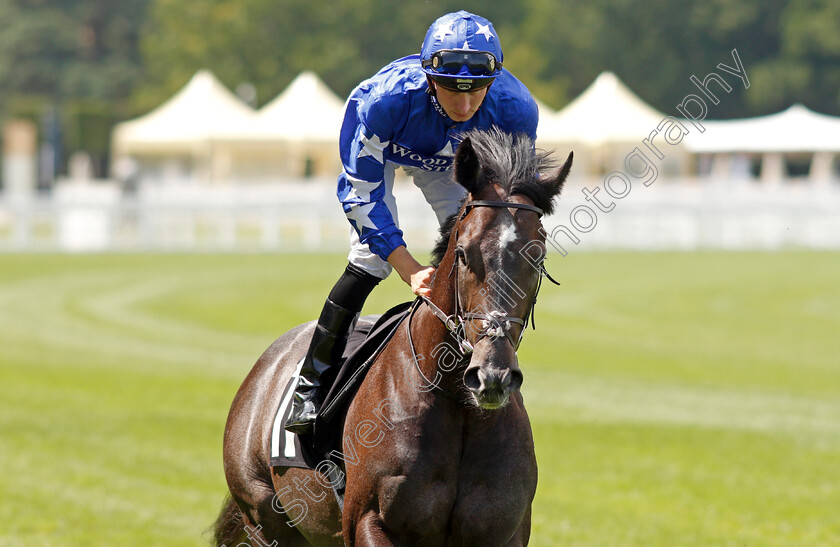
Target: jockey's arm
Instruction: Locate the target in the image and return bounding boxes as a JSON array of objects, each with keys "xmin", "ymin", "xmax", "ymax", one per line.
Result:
[{"xmin": 387, "ymin": 245, "xmax": 435, "ymax": 298}]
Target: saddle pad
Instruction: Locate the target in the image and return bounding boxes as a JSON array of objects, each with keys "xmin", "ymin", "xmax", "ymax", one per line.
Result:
[
  {"xmin": 269, "ymin": 301, "xmax": 413, "ymax": 470},
  {"xmin": 269, "ymin": 356, "xmax": 311, "ymax": 469}
]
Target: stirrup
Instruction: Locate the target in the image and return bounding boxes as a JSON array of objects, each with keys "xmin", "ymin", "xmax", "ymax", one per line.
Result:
[{"xmin": 284, "ymin": 402, "xmax": 318, "ymax": 434}]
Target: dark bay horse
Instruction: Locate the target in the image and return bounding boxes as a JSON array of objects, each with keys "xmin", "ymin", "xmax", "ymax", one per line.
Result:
[{"xmin": 215, "ymin": 128, "xmax": 572, "ymax": 546}]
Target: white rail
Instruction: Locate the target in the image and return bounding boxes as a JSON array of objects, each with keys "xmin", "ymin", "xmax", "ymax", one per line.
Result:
[{"xmin": 1, "ymin": 178, "xmax": 839, "ymax": 252}]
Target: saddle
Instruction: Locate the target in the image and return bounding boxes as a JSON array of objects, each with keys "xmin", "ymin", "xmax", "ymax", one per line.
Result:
[{"xmin": 270, "ymin": 301, "xmax": 412, "ymax": 471}]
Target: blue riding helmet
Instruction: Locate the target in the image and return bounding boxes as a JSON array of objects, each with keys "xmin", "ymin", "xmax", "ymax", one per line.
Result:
[{"xmin": 421, "ymin": 11, "xmax": 503, "ymax": 92}]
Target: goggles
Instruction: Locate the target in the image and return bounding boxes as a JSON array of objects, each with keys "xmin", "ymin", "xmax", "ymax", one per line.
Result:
[
  {"xmin": 429, "ymin": 74, "xmax": 494, "ymax": 92},
  {"xmin": 421, "ymin": 50, "xmax": 501, "ymax": 77}
]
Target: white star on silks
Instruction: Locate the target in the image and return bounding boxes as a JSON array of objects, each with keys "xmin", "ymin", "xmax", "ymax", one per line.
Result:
[
  {"xmin": 343, "ymin": 175, "xmax": 380, "ymax": 202},
  {"xmin": 462, "ymin": 40, "xmax": 471, "ymax": 50},
  {"xmin": 357, "ymin": 132, "xmax": 389, "ymax": 164},
  {"xmin": 476, "ymin": 23, "xmax": 495, "ymax": 41},
  {"xmin": 345, "ymin": 202, "xmax": 378, "ymax": 231},
  {"xmin": 436, "ymin": 141, "xmax": 455, "ymax": 157},
  {"xmin": 434, "ymin": 23, "xmax": 454, "ymax": 42}
]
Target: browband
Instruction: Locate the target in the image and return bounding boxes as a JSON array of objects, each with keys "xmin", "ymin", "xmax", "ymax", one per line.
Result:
[{"xmin": 462, "ymin": 200, "xmax": 544, "ymax": 218}]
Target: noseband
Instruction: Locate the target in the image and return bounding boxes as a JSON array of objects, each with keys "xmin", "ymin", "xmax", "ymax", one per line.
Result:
[{"xmin": 406, "ymin": 199, "xmax": 561, "ymax": 396}]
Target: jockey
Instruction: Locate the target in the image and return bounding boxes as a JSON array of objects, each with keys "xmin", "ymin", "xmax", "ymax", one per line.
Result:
[{"xmin": 285, "ymin": 10, "xmax": 539, "ymax": 434}]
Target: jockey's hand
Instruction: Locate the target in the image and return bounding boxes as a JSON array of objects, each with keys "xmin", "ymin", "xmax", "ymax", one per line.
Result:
[
  {"xmin": 387, "ymin": 245, "xmax": 435, "ymax": 298},
  {"xmin": 409, "ymin": 266, "xmax": 436, "ymax": 298}
]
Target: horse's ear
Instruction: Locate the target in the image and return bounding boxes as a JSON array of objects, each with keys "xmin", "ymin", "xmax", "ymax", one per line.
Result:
[
  {"xmin": 545, "ymin": 151, "xmax": 573, "ymax": 198},
  {"xmin": 454, "ymin": 137, "xmax": 483, "ymax": 193}
]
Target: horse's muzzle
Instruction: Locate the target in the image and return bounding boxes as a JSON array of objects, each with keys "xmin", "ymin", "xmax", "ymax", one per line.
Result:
[{"xmin": 463, "ymin": 341, "xmax": 523, "ymax": 409}]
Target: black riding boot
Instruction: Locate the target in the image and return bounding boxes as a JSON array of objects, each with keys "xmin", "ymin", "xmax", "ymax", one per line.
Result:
[
  {"xmin": 284, "ymin": 263, "xmax": 381, "ymax": 435},
  {"xmin": 283, "ymin": 299, "xmax": 357, "ymax": 434}
]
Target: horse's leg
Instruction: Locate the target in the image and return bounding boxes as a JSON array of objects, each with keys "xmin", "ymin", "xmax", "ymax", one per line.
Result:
[
  {"xmin": 346, "ymin": 511, "xmax": 397, "ymax": 547},
  {"xmin": 340, "ymin": 343, "xmax": 464, "ymax": 546},
  {"xmin": 224, "ymin": 325, "xmax": 330, "ymax": 546},
  {"xmin": 233, "ymin": 478, "xmax": 314, "ymax": 547},
  {"xmin": 503, "ymin": 504, "xmax": 532, "ymax": 546},
  {"xmin": 271, "ymin": 467, "xmax": 343, "ymax": 546}
]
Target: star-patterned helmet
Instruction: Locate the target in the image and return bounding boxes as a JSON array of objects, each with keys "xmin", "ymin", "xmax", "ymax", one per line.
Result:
[{"xmin": 421, "ymin": 11, "xmax": 503, "ymax": 92}]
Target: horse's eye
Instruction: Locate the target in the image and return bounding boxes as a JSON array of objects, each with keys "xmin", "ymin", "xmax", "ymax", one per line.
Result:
[{"xmin": 455, "ymin": 246, "xmax": 468, "ymax": 266}]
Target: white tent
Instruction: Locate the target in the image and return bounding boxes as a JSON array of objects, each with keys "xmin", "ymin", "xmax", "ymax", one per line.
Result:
[
  {"xmin": 240, "ymin": 71, "xmax": 347, "ymax": 179},
  {"xmin": 684, "ymin": 104, "xmax": 840, "ymax": 153},
  {"xmin": 110, "ymin": 70, "xmax": 350, "ymax": 183},
  {"xmin": 684, "ymin": 104, "xmax": 840, "ymax": 184},
  {"xmin": 533, "ymin": 98, "xmax": 558, "ymax": 147},
  {"xmin": 539, "ymin": 71, "xmax": 667, "ymax": 146},
  {"xmin": 112, "ymin": 70, "xmax": 256, "ymax": 155},
  {"xmin": 255, "ymin": 71, "xmax": 346, "ymax": 142},
  {"xmin": 533, "ymin": 97, "xmax": 557, "ymax": 120},
  {"xmin": 536, "ymin": 72, "xmax": 684, "ymax": 177}
]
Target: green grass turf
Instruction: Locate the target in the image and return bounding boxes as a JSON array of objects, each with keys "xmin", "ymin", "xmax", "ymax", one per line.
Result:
[{"xmin": 1, "ymin": 252, "xmax": 838, "ymax": 546}]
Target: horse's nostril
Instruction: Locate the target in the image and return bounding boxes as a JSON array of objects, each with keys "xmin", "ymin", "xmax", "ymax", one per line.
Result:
[
  {"xmin": 463, "ymin": 367, "xmax": 482, "ymax": 391},
  {"xmin": 509, "ymin": 369, "xmax": 523, "ymax": 392},
  {"xmin": 497, "ymin": 369, "xmax": 512, "ymax": 390}
]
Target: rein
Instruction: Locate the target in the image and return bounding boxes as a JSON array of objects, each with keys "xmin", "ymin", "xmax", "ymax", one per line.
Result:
[{"xmin": 406, "ymin": 199, "xmax": 561, "ymax": 398}]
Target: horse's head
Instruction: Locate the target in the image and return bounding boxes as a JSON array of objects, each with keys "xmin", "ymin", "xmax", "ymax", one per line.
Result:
[{"xmin": 430, "ymin": 127, "xmax": 572, "ymax": 410}]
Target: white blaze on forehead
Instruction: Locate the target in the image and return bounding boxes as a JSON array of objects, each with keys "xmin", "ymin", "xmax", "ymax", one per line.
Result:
[{"xmin": 497, "ymin": 220, "xmax": 518, "ymax": 250}]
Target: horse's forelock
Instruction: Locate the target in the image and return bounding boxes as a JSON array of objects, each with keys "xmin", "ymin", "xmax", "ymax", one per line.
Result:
[
  {"xmin": 431, "ymin": 128, "xmax": 560, "ymax": 267},
  {"xmin": 458, "ymin": 127, "xmax": 559, "ymax": 213}
]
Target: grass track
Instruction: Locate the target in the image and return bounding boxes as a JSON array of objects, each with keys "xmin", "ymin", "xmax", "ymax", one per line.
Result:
[{"xmin": 1, "ymin": 252, "xmax": 838, "ymax": 546}]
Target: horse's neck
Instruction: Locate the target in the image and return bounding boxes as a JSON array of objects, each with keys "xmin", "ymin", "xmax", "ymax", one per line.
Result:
[
  {"xmin": 407, "ymin": 253, "xmax": 464, "ymax": 395},
  {"xmin": 429, "ymin": 248, "xmax": 459, "ymax": 315}
]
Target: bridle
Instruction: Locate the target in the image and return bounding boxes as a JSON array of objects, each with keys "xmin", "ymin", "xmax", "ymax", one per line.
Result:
[{"xmin": 406, "ymin": 199, "xmax": 560, "ymax": 396}]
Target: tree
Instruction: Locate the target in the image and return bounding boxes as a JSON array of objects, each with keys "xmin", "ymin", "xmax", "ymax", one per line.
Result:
[
  {"xmin": 135, "ymin": 0, "xmax": 840, "ymax": 119},
  {"xmin": 0, "ymin": 0, "xmax": 149, "ymax": 175},
  {"xmin": 767, "ymin": 0, "xmax": 840, "ymax": 114},
  {"xmin": 0, "ymin": 0, "xmax": 148, "ymax": 108},
  {"xmin": 136, "ymin": 0, "xmax": 536, "ymax": 112}
]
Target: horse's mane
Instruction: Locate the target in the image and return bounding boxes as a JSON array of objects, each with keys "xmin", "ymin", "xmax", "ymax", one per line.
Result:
[{"xmin": 430, "ymin": 128, "xmax": 558, "ymax": 267}]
